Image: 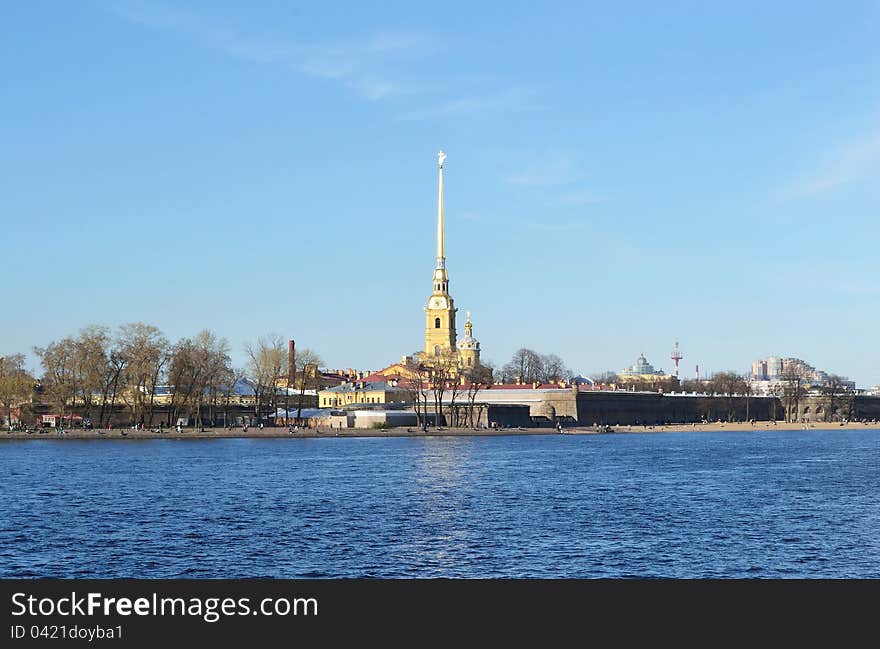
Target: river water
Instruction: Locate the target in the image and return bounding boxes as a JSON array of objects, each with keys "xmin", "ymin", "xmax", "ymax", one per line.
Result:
[{"xmin": 1, "ymin": 430, "xmax": 878, "ymax": 577}]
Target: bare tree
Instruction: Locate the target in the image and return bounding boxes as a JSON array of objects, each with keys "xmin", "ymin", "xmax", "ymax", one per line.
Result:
[
  {"xmin": 196, "ymin": 331, "xmax": 232, "ymax": 428},
  {"xmin": 448, "ymin": 364, "xmax": 464, "ymax": 427},
  {"xmin": 766, "ymin": 382, "xmax": 782, "ymax": 421},
  {"xmin": 680, "ymin": 378, "xmax": 704, "ymax": 394},
  {"xmin": 540, "ymin": 354, "xmax": 570, "ymax": 383},
  {"xmin": 34, "ymin": 338, "xmax": 77, "ymax": 426},
  {"xmin": 708, "ymin": 372, "xmax": 748, "ymax": 421},
  {"xmin": 464, "ymin": 362, "xmax": 494, "ymax": 428},
  {"xmin": 71, "ymin": 325, "xmax": 113, "ymax": 426},
  {"xmin": 294, "ymin": 348, "xmax": 324, "ymax": 424},
  {"xmin": 780, "ymin": 365, "xmax": 806, "ymax": 423},
  {"xmin": 502, "ymin": 348, "xmax": 544, "ymax": 384},
  {"xmin": 407, "ymin": 362, "xmax": 432, "ymax": 428},
  {"xmin": 594, "ymin": 371, "xmax": 621, "ymax": 387},
  {"xmin": 118, "ymin": 323, "xmax": 169, "ymax": 426},
  {"xmin": 96, "ymin": 346, "xmax": 126, "ymax": 428},
  {"xmin": 0, "ymin": 354, "xmax": 34, "ymax": 429},
  {"xmin": 632, "ymin": 375, "xmax": 680, "ymax": 394},
  {"xmin": 822, "ymin": 374, "xmax": 853, "ymax": 422},
  {"xmin": 743, "ymin": 375, "xmax": 753, "ymax": 421},
  {"xmin": 218, "ymin": 366, "xmax": 247, "ymax": 428},
  {"xmin": 245, "ymin": 335, "xmax": 287, "ymax": 425},
  {"xmin": 166, "ymin": 330, "xmax": 230, "ymax": 429},
  {"xmin": 427, "ymin": 350, "xmax": 460, "ymax": 427}
]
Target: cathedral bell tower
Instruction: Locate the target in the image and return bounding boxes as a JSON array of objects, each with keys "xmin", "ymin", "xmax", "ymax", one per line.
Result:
[{"xmin": 424, "ymin": 150, "xmax": 457, "ymax": 358}]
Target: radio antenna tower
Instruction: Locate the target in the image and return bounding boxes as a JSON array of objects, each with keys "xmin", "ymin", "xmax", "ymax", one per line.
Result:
[{"xmin": 670, "ymin": 341, "xmax": 683, "ymax": 378}]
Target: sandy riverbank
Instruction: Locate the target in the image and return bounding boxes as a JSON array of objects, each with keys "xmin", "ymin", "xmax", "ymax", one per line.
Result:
[
  {"xmin": 0, "ymin": 426, "xmax": 557, "ymax": 440},
  {"xmin": 1, "ymin": 421, "xmax": 878, "ymax": 441},
  {"xmin": 569, "ymin": 421, "xmax": 880, "ymax": 434}
]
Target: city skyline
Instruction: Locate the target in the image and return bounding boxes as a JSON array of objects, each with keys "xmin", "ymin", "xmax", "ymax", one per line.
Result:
[{"xmin": 3, "ymin": 2, "xmax": 879, "ymax": 386}]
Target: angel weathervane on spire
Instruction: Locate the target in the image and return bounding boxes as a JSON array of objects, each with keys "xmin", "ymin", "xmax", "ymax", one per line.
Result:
[{"xmin": 438, "ymin": 150, "xmax": 447, "ymax": 168}]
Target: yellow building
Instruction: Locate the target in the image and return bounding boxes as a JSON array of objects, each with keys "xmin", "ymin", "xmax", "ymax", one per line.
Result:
[
  {"xmin": 420, "ymin": 151, "xmax": 481, "ymax": 370},
  {"xmin": 619, "ymin": 354, "xmax": 666, "ymax": 383},
  {"xmin": 318, "ymin": 380, "xmax": 410, "ymax": 408}
]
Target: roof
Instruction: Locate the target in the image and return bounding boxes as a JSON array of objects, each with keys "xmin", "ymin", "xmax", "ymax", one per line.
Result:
[
  {"xmin": 275, "ymin": 387, "xmax": 317, "ymax": 396},
  {"xmin": 153, "ymin": 378, "xmax": 257, "ymax": 397},
  {"xmin": 231, "ymin": 379, "xmax": 257, "ymax": 396},
  {"xmin": 274, "ymin": 408, "xmax": 329, "ymax": 419},
  {"xmin": 323, "ymin": 381, "xmax": 408, "ymax": 393},
  {"xmin": 484, "ymin": 383, "xmax": 571, "ymax": 390},
  {"xmin": 360, "ymin": 372, "xmax": 397, "ymax": 383}
]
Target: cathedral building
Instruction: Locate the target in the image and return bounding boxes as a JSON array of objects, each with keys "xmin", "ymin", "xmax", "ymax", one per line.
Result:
[{"xmin": 420, "ymin": 151, "xmax": 481, "ymax": 370}]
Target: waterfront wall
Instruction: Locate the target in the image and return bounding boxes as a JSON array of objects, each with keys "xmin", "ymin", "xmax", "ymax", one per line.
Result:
[
  {"xmin": 26, "ymin": 400, "xmax": 318, "ymax": 428},
  {"xmin": 572, "ymin": 392, "xmax": 880, "ymax": 426},
  {"xmin": 574, "ymin": 391, "xmax": 780, "ymax": 425},
  {"xmin": 796, "ymin": 395, "xmax": 880, "ymax": 423},
  {"xmin": 28, "ymin": 392, "xmax": 877, "ymax": 429}
]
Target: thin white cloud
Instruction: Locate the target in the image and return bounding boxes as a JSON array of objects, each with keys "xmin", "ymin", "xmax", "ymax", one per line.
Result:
[
  {"xmin": 398, "ymin": 87, "xmax": 537, "ymax": 120},
  {"xmin": 784, "ymin": 129, "xmax": 880, "ymax": 198},
  {"xmin": 112, "ymin": 2, "xmax": 433, "ymax": 100},
  {"xmin": 498, "ymin": 153, "xmax": 605, "ymax": 208}
]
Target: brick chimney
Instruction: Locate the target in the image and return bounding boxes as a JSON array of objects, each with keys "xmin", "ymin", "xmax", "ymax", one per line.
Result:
[{"xmin": 288, "ymin": 339, "xmax": 295, "ymax": 388}]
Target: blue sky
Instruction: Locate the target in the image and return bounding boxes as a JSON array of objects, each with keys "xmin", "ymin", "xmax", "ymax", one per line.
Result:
[{"xmin": 2, "ymin": 1, "xmax": 879, "ymax": 386}]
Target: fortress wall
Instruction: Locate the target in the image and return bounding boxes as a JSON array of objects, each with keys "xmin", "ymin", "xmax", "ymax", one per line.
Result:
[
  {"xmin": 575, "ymin": 391, "xmax": 781, "ymax": 425},
  {"xmin": 574, "ymin": 392, "xmax": 880, "ymax": 425}
]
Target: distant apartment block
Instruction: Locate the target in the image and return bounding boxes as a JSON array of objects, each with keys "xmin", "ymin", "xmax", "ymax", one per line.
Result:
[{"xmin": 749, "ymin": 356, "xmax": 856, "ymax": 394}]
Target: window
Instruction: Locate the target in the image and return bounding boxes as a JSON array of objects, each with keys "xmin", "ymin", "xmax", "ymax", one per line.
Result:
[
  {"xmin": 434, "ymin": 345, "xmax": 441, "ymax": 356},
  {"xmin": 435, "ymin": 317, "xmax": 441, "ymax": 329}
]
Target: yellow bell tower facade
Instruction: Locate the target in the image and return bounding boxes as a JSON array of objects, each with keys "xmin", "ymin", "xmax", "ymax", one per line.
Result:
[
  {"xmin": 420, "ymin": 150, "xmax": 482, "ymax": 369},
  {"xmin": 424, "ymin": 150, "xmax": 458, "ymax": 359}
]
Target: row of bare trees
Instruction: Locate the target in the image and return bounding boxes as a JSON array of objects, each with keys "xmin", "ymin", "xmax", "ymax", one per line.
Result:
[
  {"xmin": 593, "ymin": 371, "xmax": 682, "ymax": 393},
  {"xmin": 404, "ymin": 347, "xmax": 571, "ymax": 429},
  {"xmin": 3, "ymin": 323, "xmax": 322, "ymax": 429},
  {"xmin": 27, "ymin": 323, "xmax": 233, "ymax": 428},
  {"xmin": 696, "ymin": 368, "xmax": 852, "ymax": 423},
  {"xmin": 775, "ymin": 367, "xmax": 853, "ymax": 423},
  {"xmin": 407, "ymin": 352, "xmax": 495, "ymax": 429},
  {"xmin": 244, "ymin": 336, "xmax": 323, "ymax": 425},
  {"xmin": 500, "ymin": 348, "xmax": 570, "ymax": 384},
  {"xmin": 33, "ymin": 322, "xmax": 172, "ymax": 425},
  {"xmin": 595, "ymin": 366, "xmax": 854, "ymax": 423}
]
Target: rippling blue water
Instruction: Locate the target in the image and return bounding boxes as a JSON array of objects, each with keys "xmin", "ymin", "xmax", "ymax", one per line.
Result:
[{"xmin": 1, "ymin": 430, "xmax": 879, "ymax": 578}]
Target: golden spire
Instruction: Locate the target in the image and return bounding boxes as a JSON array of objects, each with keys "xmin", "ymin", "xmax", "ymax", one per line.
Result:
[{"xmin": 436, "ymin": 150, "xmax": 446, "ymax": 269}]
